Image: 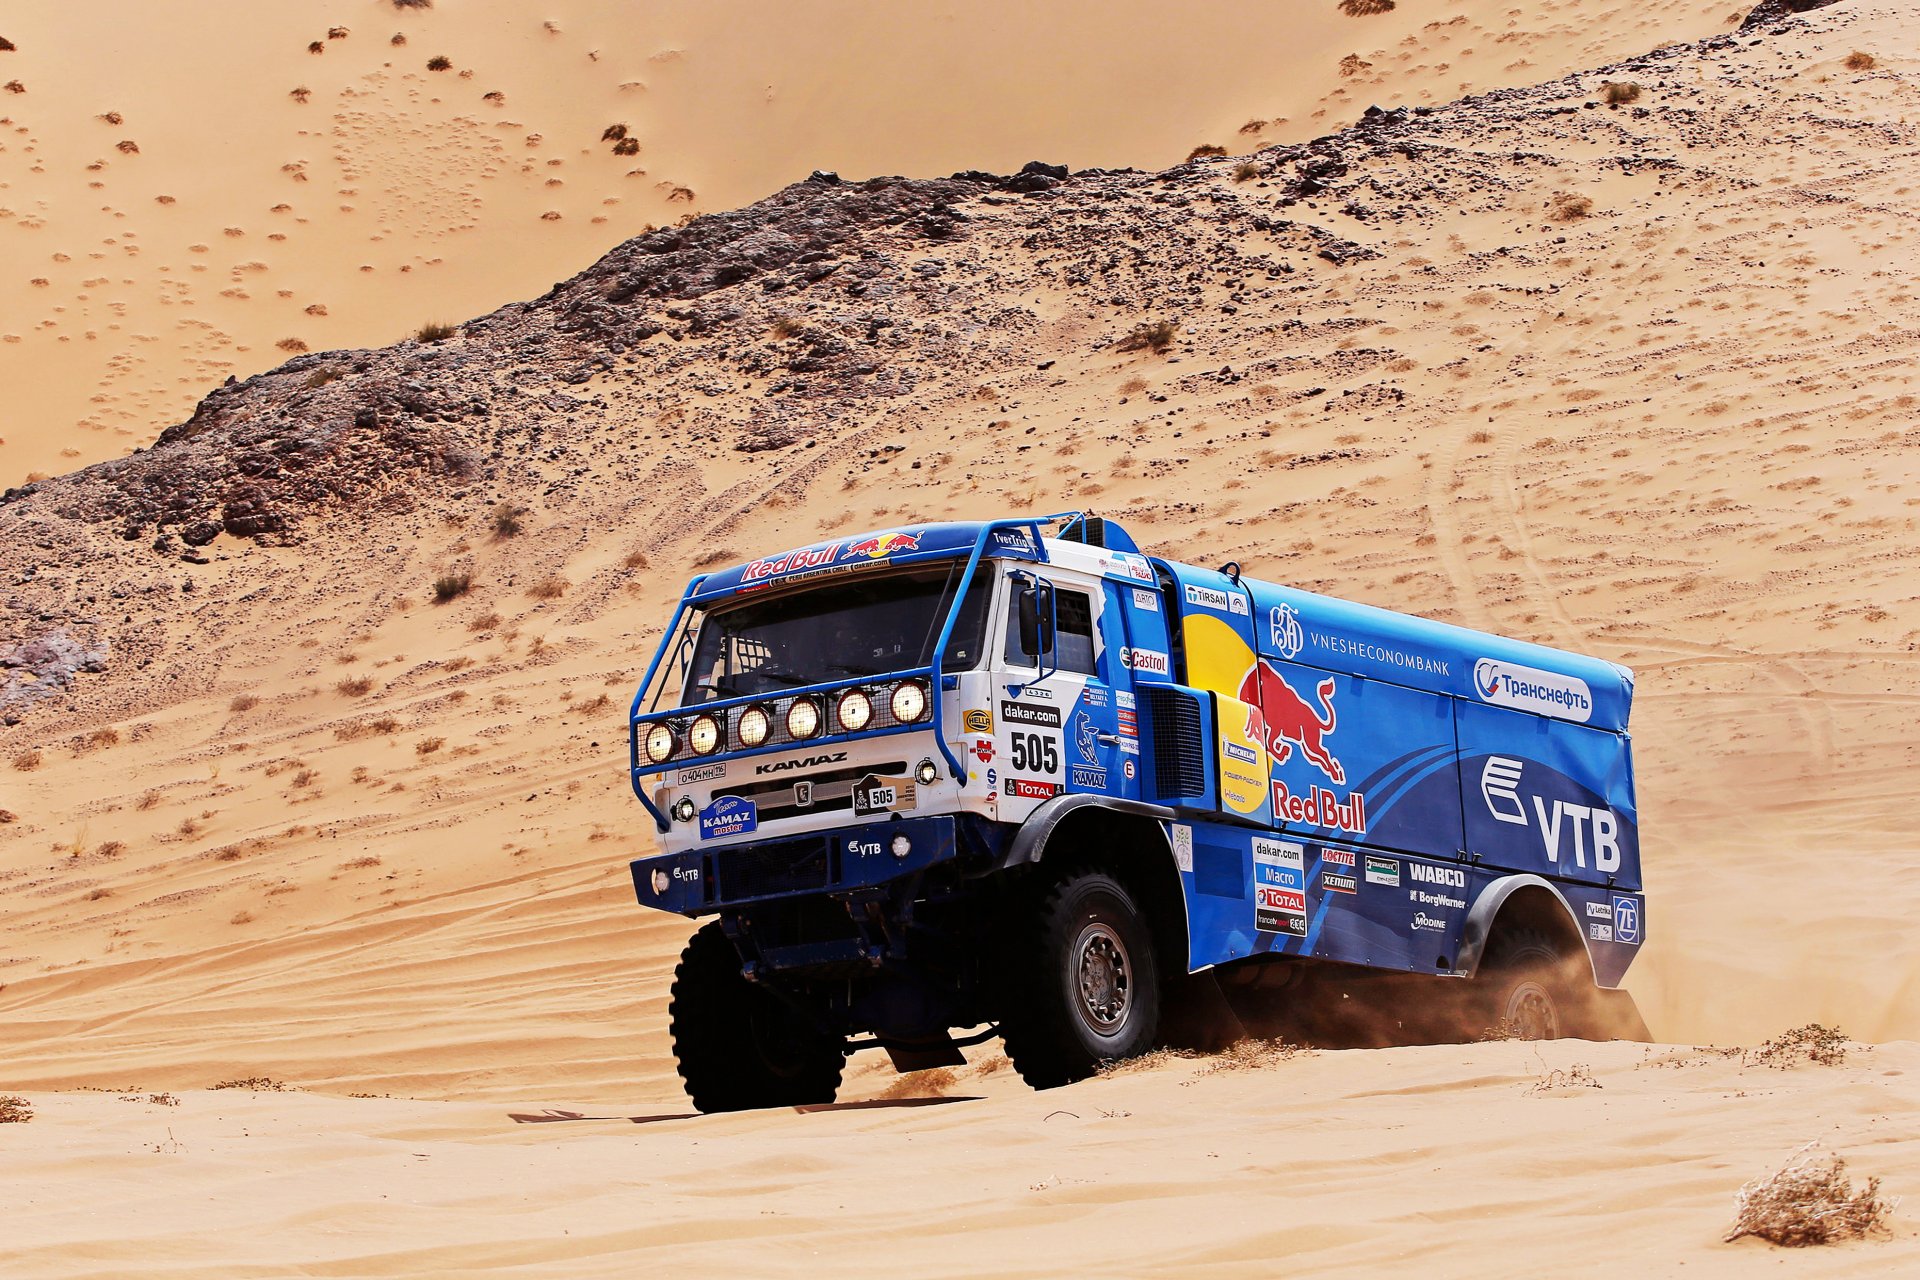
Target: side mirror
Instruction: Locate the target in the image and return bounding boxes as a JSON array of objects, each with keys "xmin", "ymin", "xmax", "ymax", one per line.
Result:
[{"xmin": 1017, "ymin": 583, "xmax": 1054, "ymax": 659}]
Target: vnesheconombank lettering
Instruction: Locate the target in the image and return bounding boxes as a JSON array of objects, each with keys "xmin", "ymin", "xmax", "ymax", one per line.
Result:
[{"xmin": 1309, "ymin": 631, "xmax": 1451, "ymax": 676}]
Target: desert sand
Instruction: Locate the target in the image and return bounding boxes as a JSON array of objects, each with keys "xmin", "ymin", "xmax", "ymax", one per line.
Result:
[{"xmin": 5, "ymin": 0, "xmax": 1920, "ymax": 1274}]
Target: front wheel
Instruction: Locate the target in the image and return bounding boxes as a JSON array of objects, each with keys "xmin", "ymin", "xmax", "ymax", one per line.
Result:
[
  {"xmin": 1002, "ymin": 870, "xmax": 1162, "ymax": 1089},
  {"xmin": 670, "ymin": 922, "xmax": 844, "ymax": 1113}
]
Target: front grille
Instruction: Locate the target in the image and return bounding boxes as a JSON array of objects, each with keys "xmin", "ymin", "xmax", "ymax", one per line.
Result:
[
  {"xmin": 1141, "ymin": 686, "xmax": 1207, "ymax": 801},
  {"xmin": 714, "ymin": 838, "xmax": 832, "ymax": 900},
  {"xmin": 716, "ymin": 760, "xmax": 908, "ymax": 822}
]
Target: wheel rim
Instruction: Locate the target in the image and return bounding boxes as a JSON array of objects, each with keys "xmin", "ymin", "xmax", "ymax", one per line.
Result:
[
  {"xmin": 1505, "ymin": 979, "xmax": 1561, "ymax": 1040},
  {"xmin": 1074, "ymin": 921, "xmax": 1132, "ymax": 1037}
]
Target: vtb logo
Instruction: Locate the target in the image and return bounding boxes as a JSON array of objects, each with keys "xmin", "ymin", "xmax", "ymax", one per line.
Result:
[
  {"xmin": 1239, "ymin": 661, "xmax": 1344, "ymax": 784},
  {"xmin": 843, "ymin": 531, "xmax": 921, "ymax": 560}
]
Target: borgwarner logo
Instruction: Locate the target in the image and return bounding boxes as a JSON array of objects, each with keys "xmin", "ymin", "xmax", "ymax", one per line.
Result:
[{"xmin": 1474, "ymin": 658, "xmax": 1593, "ymax": 723}]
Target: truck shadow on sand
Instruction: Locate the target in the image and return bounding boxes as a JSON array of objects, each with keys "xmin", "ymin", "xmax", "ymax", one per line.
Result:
[{"xmin": 508, "ymin": 1096, "xmax": 983, "ymax": 1126}]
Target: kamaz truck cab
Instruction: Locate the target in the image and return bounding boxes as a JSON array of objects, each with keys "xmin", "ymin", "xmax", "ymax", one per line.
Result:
[{"xmin": 627, "ymin": 513, "xmax": 1647, "ymax": 1110}]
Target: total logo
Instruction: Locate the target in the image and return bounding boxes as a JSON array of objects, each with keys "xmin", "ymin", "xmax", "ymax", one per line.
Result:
[
  {"xmin": 1480, "ymin": 756, "xmax": 1625, "ymax": 874},
  {"xmin": 843, "ymin": 531, "xmax": 921, "ymax": 560}
]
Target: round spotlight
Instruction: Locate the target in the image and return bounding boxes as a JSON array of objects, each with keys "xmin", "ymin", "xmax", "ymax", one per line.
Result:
[
  {"xmin": 737, "ymin": 705, "xmax": 771, "ymax": 748},
  {"xmin": 650, "ymin": 868, "xmax": 671, "ymax": 896},
  {"xmin": 688, "ymin": 714, "xmax": 721, "ymax": 755},
  {"xmin": 672, "ymin": 797, "xmax": 697, "ymax": 823},
  {"xmin": 915, "ymin": 758, "xmax": 939, "ymax": 786},
  {"xmin": 786, "ymin": 698, "xmax": 821, "ymax": 741},
  {"xmin": 890, "ymin": 680, "xmax": 929, "ymax": 724},
  {"xmin": 644, "ymin": 722, "xmax": 677, "ymax": 764},
  {"xmin": 890, "ymin": 834, "xmax": 912, "ymax": 859},
  {"xmin": 836, "ymin": 688, "xmax": 873, "ymax": 733}
]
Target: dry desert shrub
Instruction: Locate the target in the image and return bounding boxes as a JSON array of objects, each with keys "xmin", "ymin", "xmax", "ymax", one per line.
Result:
[
  {"xmin": 3, "ymin": 80, "xmax": 23, "ymax": 95},
  {"xmin": 342, "ymin": 855, "xmax": 382, "ymax": 869},
  {"xmin": 769, "ymin": 314, "xmax": 804, "ymax": 339},
  {"xmin": 96, "ymin": 840, "xmax": 125, "ymax": 858},
  {"xmin": 1549, "ymin": 190, "xmax": 1594, "ymax": 221},
  {"xmin": 613, "ymin": 137, "xmax": 639, "ymax": 156},
  {"xmin": 467, "ymin": 611, "xmax": 502, "ymax": 632},
  {"xmin": 489, "ymin": 502, "xmax": 526, "ymax": 537},
  {"xmin": 335, "ymin": 675, "xmax": 374, "ymax": 697},
  {"xmin": 0, "ymin": 37, "xmax": 16, "ymax": 52},
  {"xmin": 288, "ymin": 769, "xmax": 318, "ymax": 788},
  {"xmin": 136, "ymin": 790, "xmax": 162, "ymax": 810},
  {"xmin": 391, "ymin": 32, "xmax": 407, "ymax": 45},
  {"xmin": 1726, "ymin": 1143, "xmax": 1895, "ymax": 1246},
  {"xmin": 327, "ymin": 25, "xmax": 349, "ymax": 39},
  {"xmin": 87, "ymin": 727, "xmax": 120, "ymax": 749},
  {"xmin": 414, "ymin": 737, "xmax": 444, "ymax": 756},
  {"xmin": 1339, "ymin": 0, "xmax": 1396, "ymax": 13},
  {"xmin": 1239, "ymin": 118, "xmax": 1267, "ymax": 134},
  {"xmin": 692, "ymin": 547, "xmax": 737, "ymax": 569},
  {"xmin": 391, "ymin": 0, "xmax": 432, "ymax": 8},
  {"xmin": 290, "ymin": 86, "xmax": 311, "ymax": 102},
  {"xmin": 1744, "ymin": 1023, "xmax": 1848, "ymax": 1069},
  {"xmin": 528, "ymin": 576, "xmax": 568, "ymax": 600},
  {"xmin": 11, "ymin": 749, "xmax": 41, "ymax": 771},
  {"xmin": 1118, "ymin": 375, "xmax": 1150, "ymax": 395},
  {"xmin": 115, "ymin": 139, "xmax": 139, "ymax": 154},
  {"xmin": 307, "ymin": 41, "xmax": 325, "ymax": 55},
  {"xmin": 1233, "ymin": 162, "xmax": 1262, "ymax": 182},
  {"xmin": 1843, "ymin": 51, "xmax": 1876, "ymax": 71},
  {"xmin": 426, "ymin": 55, "xmax": 452, "ymax": 72},
  {"xmin": 0, "ymin": 809, "xmax": 17, "ymax": 824},
  {"xmin": 86, "ymin": 887, "xmax": 112, "ymax": 901},
  {"xmin": 601, "ymin": 123, "xmax": 629, "ymax": 141},
  {"xmin": 432, "ymin": 572, "xmax": 473, "ymax": 603},
  {"xmin": 0, "ymin": 1095, "xmax": 32, "ymax": 1123},
  {"xmin": 414, "ymin": 320, "xmax": 456, "ymax": 342},
  {"xmin": 1338, "ymin": 54, "xmax": 1371, "ymax": 77},
  {"xmin": 229, "ymin": 693, "xmax": 260, "ymax": 712},
  {"xmin": 1601, "ymin": 80, "xmax": 1642, "ymax": 105},
  {"xmin": 623, "ymin": 549, "xmax": 651, "ymax": 570},
  {"xmin": 1187, "ymin": 143, "xmax": 1227, "ymax": 161},
  {"xmin": 1120, "ymin": 319, "xmax": 1179, "ymax": 353},
  {"xmin": 483, "ymin": 90, "xmax": 504, "ymax": 104},
  {"xmin": 210, "ymin": 1076, "xmax": 287, "ymax": 1091}
]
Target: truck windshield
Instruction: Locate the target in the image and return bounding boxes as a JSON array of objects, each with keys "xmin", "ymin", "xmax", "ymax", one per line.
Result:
[{"xmin": 683, "ymin": 564, "xmax": 993, "ymax": 704}]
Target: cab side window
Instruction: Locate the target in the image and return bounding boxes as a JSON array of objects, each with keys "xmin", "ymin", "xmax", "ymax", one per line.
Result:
[{"xmin": 1004, "ymin": 585, "xmax": 1098, "ymax": 676}]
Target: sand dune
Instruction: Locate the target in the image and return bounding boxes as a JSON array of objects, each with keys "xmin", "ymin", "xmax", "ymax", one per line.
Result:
[{"xmin": 4, "ymin": 0, "xmax": 1919, "ymax": 1273}]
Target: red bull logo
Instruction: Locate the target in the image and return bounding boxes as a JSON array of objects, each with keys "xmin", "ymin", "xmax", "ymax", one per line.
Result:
[
  {"xmin": 1238, "ymin": 661, "xmax": 1345, "ymax": 785},
  {"xmin": 842, "ymin": 531, "xmax": 921, "ymax": 560}
]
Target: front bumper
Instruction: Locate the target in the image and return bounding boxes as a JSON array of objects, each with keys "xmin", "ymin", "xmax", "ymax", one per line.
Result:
[{"xmin": 631, "ymin": 814, "xmax": 961, "ymax": 915}]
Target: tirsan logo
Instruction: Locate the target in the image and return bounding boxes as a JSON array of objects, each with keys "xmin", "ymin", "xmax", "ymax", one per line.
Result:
[
  {"xmin": 1474, "ymin": 658, "xmax": 1593, "ymax": 723},
  {"xmin": 754, "ymin": 751, "xmax": 848, "ymax": 775},
  {"xmin": 842, "ymin": 531, "xmax": 921, "ymax": 560},
  {"xmin": 1240, "ymin": 662, "xmax": 1344, "ymax": 784},
  {"xmin": 1268, "ymin": 604, "xmax": 1304, "ymax": 659},
  {"xmin": 1408, "ymin": 862, "xmax": 1466, "ymax": 888}
]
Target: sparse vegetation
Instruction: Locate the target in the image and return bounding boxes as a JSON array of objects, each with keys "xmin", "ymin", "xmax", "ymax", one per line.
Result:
[
  {"xmin": 209, "ymin": 1076, "xmax": 287, "ymax": 1091},
  {"xmin": 427, "ymin": 55, "xmax": 453, "ymax": 72},
  {"xmin": 86, "ymin": 727, "xmax": 120, "ymax": 749},
  {"xmin": 1339, "ymin": 0, "xmax": 1396, "ymax": 13},
  {"xmin": 432, "ymin": 572, "xmax": 473, "ymax": 603},
  {"xmin": 291, "ymin": 86, "xmax": 311, "ymax": 102},
  {"xmin": 1120, "ymin": 319, "xmax": 1180, "ymax": 354},
  {"xmin": 1118, "ymin": 375, "xmax": 1150, "ymax": 395},
  {"xmin": 601, "ymin": 123, "xmax": 629, "ymax": 142},
  {"xmin": 276, "ymin": 337, "xmax": 308, "ymax": 353},
  {"xmin": 391, "ymin": 0, "xmax": 433, "ymax": 8},
  {"xmin": 0, "ymin": 1095, "xmax": 32, "ymax": 1123},
  {"xmin": 0, "ymin": 37, "xmax": 15, "ymax": 53},
  {"xmin": 1726, "ymin": 1143, "xmax": 1894, "ymax": 1246},
  {"xmin": 137, "ymin": 790, "xmax": 162, "ymax": 810},
  {"xmin": 691, "ymin": 547, "xmax": 737, "ymax": 569},
  {"xmin": 335, "ymin": 675, "xmax": 375, "ymax": 697},
  {"xmin": 623, "ymin": 549, "xmax": 650, "ymax": 570},
  {"xmin": 489, "ymin": 502, "xmax": 526, "ymax": 537},
  {"xmin": 528, "ymin": 576, "xmax": 568, "ymax": 600},
  {"xmin": 303, "ymin": 366, "xmax": 341, "ymax": 389},
  {"xmin": 308, "ymin": 41, "xmax": 325, "ymax": 55},
  {"xmin": 86, "ymin": 887, "xmax": 113, "ymax": 901},
  {"xmin": 342, "ymin": 855, "xmax": 382, "ymax": 869},
  {"xmin": 1549, "ymin": 190, "xmax": 1594, "ymax": 222},
  {"xmin": 1601, "ymin": 80, "xmax": 1642, "ymax": 106},
  {"xmin": 11, "ymin": 749, "xmax": 41, "ymax": 771},
  {"xmin": 1232, "ymin": 162, "xmax": 1262, "ymax": 182},
  {"xmin": 468, "ymin": 612, "xmax": 502, "ymax": 632},
  {"xmin": 2, "ymin": 80, "xmax": 22, "ymax": 95},
  {"xmin": 289, "ymin": 769, "xmax": 318, "ymax": 789},
  {"xmin": 414, "ymin": 736, "xmax": 445, "ymax": 756},
  {"xmin": 414, "ymin": 320, "xmax": 457, "ymax": 342},
  {"xmin": 1843, "ymin": 51, "xmax": 1877, "ymax": 71},
  {"xmin": 1745, "ymin": 1024, "xmax": 1849, "ymax": 1069},
  {"xmin": 229, "ymin": 693, "xmax": 260, "ymax": 712},
  {"xmin": 1525, "ymin": 1063, "xmax": 1601, "ymax": 1094},
  {"xmin": 1187, "ymin": 143, "xmax": 1227, "ymax": 161},
  {"xmin": 613, "ymin": 137, "xmax": 639, "ymax": 156},
  {"xmin": 96, "ymin": 840, "xmax": 125, "ymax": 858}
]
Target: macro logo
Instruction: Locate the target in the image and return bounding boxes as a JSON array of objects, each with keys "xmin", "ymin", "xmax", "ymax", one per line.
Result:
[
  {"xmin": 1473, "ymin": 658, "xmax": 1593, "ymax": 723},
  {"xmin": 1268, "ymin": 604, "xmax": 1305, "ymax": 660},
  {"xmin": 842, "ymin": 531, "xmax": 922, "ymax": 560}
]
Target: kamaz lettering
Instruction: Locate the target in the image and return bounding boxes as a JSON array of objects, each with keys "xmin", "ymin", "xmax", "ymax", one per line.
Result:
[{"xmin": 624, "ymin": 514, "xmax": 1647, "ymax": 1110}]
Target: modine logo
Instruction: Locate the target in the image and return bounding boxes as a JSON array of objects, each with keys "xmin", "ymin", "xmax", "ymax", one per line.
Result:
[
  {"xmin": 1408, "ymin": 862, "xmax": 1466, "ymax": 888},
  {"xmin": 754, "ymin": 751, "xmax": 848, "ymax": 775},
  {"xmin": 1474, "ymin": 658, "xmax": 1593, "ymax": 723}
]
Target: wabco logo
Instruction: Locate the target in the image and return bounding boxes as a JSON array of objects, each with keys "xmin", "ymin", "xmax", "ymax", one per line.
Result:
[
  {"xmin": 1408, "ymin": 862, "xmax": 1466, "ymax": 888},
  {"xmin": 755, "ymin": 751, "xmax": 848, "ymax": 775},
  {"xmin": 843, "ymin": 531, "xmax": 921, "ymax": 560},
  {"xmin": 1268, "ymin": 604, "xmax": 1304, "ymax": 660},
  {"xmin": 1474, "ymin": 658, "xmax": 1593, "ymax": 723}
]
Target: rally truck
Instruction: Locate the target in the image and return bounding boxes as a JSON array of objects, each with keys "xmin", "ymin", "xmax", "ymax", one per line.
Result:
[{"xmin": 627, "ymin": 513, "xmax": 1647, "ymax": 1110}]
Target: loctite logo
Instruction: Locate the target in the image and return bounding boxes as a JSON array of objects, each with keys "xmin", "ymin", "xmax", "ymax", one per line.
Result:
[
  {"xmin": 842, "ymin": 531, "xmax": 921, "ymax": 560},
  {"xmin": 1271, "ymin": 781, "xmax": 1367, "ymax": 835}
]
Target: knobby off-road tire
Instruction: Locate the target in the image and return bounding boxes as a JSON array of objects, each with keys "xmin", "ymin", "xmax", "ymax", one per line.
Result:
[
  {"xmin": 1002, "ymin": 869, "xmax": 1162, "ymax": 1089},
  {"xmin": 669, "ymin": 922, "xmax": 844, "ymax": 1113},
  {"xmin": 1478, "ymin": 928, "xmax": 1591, "ymax": 1040}
]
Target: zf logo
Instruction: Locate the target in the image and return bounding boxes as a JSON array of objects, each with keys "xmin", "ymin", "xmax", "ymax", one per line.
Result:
[{"xmin": 1009, "ymin": 732, "xmax": 1059, "ymax": 774}]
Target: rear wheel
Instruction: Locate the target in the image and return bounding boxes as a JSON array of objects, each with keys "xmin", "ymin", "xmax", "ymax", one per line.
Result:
[
  {"xmin": 1002, "ymin": 870, "xmax": 1162, "ymax": 1089},
  {"xmin": 670, "ymin": 922, "xmax": 844, "ymax": 1113},
  {"xmin": 1477, "ymin": 929, "xmax": 1582, "ymax": 1040}
]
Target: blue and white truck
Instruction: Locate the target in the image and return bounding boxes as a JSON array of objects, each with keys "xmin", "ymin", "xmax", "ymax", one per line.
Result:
[{"xmin": 627, "ymin": 514, "xmax": 1647, "ymax": 1109}]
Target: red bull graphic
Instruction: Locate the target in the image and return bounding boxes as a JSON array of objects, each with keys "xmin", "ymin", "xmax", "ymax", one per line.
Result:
[
  {"xmin": 843, "ymin": 531, "xmax": 922, "ymax": 560},
  {"xmin": 1239, "ymin": 661, "xmax": 1346, "ymax": 784},
  {"xmin": 742, "ymin": 541, "xmax": 844, "ymax": 582}
]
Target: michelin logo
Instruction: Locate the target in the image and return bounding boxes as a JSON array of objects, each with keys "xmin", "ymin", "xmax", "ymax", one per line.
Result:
[{"xmin": 1474, "ymin": 658, "xmax": 1593, "ymax": 723}]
